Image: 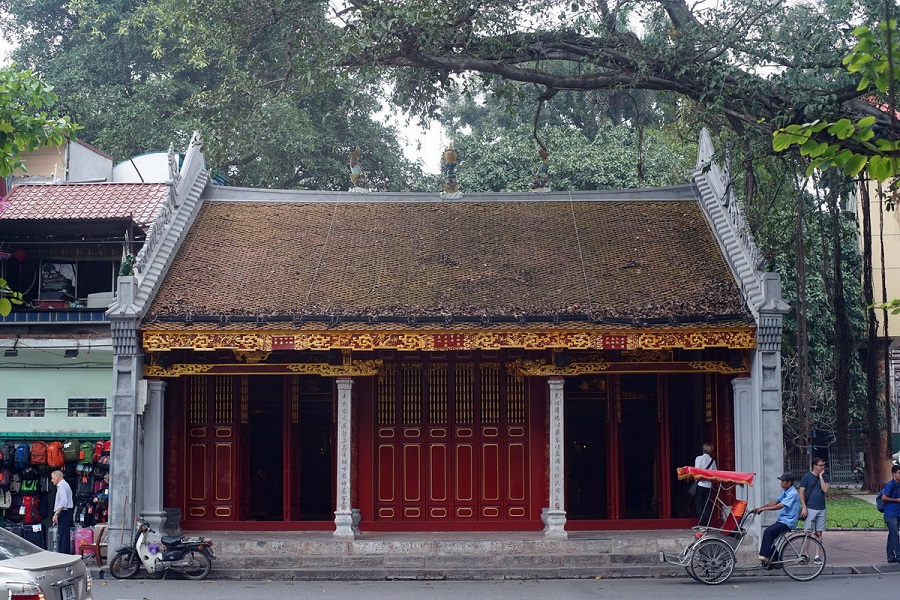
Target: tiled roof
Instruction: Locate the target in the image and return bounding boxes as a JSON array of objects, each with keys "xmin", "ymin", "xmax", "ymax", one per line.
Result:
[
  {"xmin": 1, "ymin": 183, "xmax": 168, "ymax": 229},
  {"xmin": 146, "ymin": 186, "xmax": 751, "ymax": 324}
]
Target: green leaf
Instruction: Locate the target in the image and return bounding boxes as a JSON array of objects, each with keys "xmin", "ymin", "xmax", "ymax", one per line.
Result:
[
  {"xmin": 844, "ymin": 153, "xmax": 867, "ymax": 175},
  {"xmin": 858, "ymin": 116, "xmax": 877, "ymax": 128},
  {"xmin": 827, "ymin": 119, "xmax": 855, "ymax": 139},
  {"xmin": 868, "ymin": 155, "xmax": 897, "ymax": 181}
]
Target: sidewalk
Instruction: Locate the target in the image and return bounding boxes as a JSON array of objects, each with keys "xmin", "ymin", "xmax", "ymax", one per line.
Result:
[
  {"xmin": 87, "ymin": 527, "xmax": 900, "ymax": 581},
  {"xmin": 820, "ymin": 529, "xmax": 900, "ymax": 574},
  {"xmin": 822, "ymin": 491, "xmax": 897, "ymax": 574}
]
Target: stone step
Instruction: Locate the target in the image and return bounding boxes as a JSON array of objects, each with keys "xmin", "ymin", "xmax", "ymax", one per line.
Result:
[
  {"xmin": 213, "ymin": 552, "xmax": 664, "ymax": 570},
  {"xmin": 204, "ymin": 564, "xmax": 688, "ymax": 581}
]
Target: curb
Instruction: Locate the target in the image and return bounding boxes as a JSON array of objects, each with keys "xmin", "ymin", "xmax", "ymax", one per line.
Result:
[{"xmin": 87, "ymin": 562, "xmax": 900, "ymax": 582}]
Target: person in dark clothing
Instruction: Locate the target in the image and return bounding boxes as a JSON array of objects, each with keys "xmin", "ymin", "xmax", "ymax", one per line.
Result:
[{"xmin": 798, "ymin": 456, "xmax": 829, "ymax": 564}]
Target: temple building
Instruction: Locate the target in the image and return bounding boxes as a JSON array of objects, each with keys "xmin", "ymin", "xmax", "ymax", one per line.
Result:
[{"xmin": 105, "ymin": 131, "xmax": 788, "ymax": 542}]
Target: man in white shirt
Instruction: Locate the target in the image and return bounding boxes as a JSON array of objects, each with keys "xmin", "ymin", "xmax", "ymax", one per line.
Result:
[
  {"xmin": 693, "ymin": 443, "xmax": 717, "ymax": 524},
  {"xmin": 51, "ymin": 470, "xmax": 74, "ymax": 553}
]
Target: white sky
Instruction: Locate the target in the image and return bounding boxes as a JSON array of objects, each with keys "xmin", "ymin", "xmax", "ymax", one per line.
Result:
[{"xmin": 378, "ymin": 108, "xmax": 444, "ymax": 174}]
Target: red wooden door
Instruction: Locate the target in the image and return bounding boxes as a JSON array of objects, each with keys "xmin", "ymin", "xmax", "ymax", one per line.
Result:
[
  {"xmin": 184, "ymin": 375, "xmax": 240, "ymax": 521},
  {"xmin": 374, "ymin": 360, "xmax": 529, "ymax": 527}
]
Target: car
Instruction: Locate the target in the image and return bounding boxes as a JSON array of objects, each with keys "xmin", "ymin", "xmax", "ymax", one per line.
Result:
[{"xmin": 0, "ymin": 526, "xmax": 93, "ymax": 600}]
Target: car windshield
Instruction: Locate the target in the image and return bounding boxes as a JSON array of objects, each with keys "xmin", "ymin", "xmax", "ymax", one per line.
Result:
[{"xmin": 0, "ymin": 527, "xmax": 41, "ymax": 560}]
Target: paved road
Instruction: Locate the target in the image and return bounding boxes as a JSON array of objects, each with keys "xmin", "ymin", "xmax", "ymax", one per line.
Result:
[{"xmin": 91, "ymin": 572, "xmax": 899, "ymax": 600}]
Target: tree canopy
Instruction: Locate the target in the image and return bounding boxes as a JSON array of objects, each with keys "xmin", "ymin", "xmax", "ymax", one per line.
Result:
[
  {"xmin": 0, "ymin": 64, "xmax": 75, "ymax": 316},
  {"xmin": 0, "ymin": 64, "xmax": 78, "ymax": 178},
  {"xmin": 102, "ymin": 0, "xmax": 888, "ymax": 139},
  {"xmin": 0, "ymin": 0, "xmax": 427, "ymax": 190}
]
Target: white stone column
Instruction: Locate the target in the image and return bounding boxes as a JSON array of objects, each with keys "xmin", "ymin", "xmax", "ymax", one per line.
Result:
[
  {"xmin": 544, "ymin": 377, "xmax": 567, "ymax": 538},
  {"xmin": 334, "ymin": 377, "xmax": 355, "ymax": 539},
  {"xmin": 107, "ymin": 276, "xmax": 141, "ymax": 548},
  {"xmin": 140, "ymin": 380, "xmax": 167, "ymax": 535},
  {"xmin": 756, "ymin": 274, "xmax": 789, "ymax": 527}
]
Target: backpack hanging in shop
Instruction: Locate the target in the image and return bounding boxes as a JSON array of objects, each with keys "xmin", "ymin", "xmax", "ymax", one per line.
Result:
[
  {"xmin": 62, "ymin": 439, "xmax": 79, "ymax": 462},
  {"xmin": 0, "ymin": 488, "xmax": 10, "ymax": 509},
  {"xmin": 92, "ymin": 441, "xmax": 104, "ymax": 463},
  {"xmin": 20, "ymin": 478, "xmax": 38, "ymax": 494},
  {"xmin": 29, "ymin": 441, "xmax": 47, "ymax": 465},
  {"xmin": 0, "ymin": 442, "xmax": 14, "ymax": 467},
  {"xmin": 46, "ymin": 441, "xmax": 64, "ymax": 468},
  {"xmin": 14, "ymin": 443, "xmax": 30, "ymax": 469},
  {"xmin": 78, "ymin": 442, "xmax": 93, "ymax": 464},
  {"xmin": 0, "ymin": 467, "xmax": 10, "ymax": 487},
  {"xmin": 75, "ymin": 471, "xmax": 93, "ymax": 499},
  {"xmin": 21, "ymin": 495, "xmax": 41, "ymax": 525}
]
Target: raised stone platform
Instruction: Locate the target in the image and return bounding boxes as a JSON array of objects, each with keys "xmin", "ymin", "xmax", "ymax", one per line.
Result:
[{"xmin": 173, "ymin": 529, "xmax": 761, "ymax": 581}]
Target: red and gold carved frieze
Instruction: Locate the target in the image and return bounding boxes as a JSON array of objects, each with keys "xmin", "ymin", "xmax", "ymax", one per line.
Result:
[
  {"xmin": 512, "ymin": 359, "xmax": 748, "ymax": 377},
  {"xmin": 142, "ymin": 328, "xmax": 756, "ymax": 353},
  {"xmin": 145, "ymin": 360, "xmax": 382, "ymax": 378}
]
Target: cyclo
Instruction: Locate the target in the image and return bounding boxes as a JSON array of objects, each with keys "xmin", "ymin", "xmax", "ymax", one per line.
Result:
[{"xmin": 660, "ymin": 467, "xmax": 826, "ymax": 584}]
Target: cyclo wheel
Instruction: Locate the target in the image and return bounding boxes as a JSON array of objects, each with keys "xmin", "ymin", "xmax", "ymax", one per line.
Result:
[
  {"xmin": 684, "ymin": 564, "xmax": 700, "ymax": 582},
  {"xmin": 681, "ymin": 540, "xmax": 701, "ymax": 582},
  {"xmin": 180, "ymin": 550, "xmax": 212, "ymax": 580},
  {"xmin": 780, "ymin": 533, "xmax": 825, "ymax": 582},
  {"xmin": 109, "ymin": 551, "xmax": 141, "ymax": 579},
  {"xmin": 689, "ymin": 538, "xmax": 735, "ymax": 585}
]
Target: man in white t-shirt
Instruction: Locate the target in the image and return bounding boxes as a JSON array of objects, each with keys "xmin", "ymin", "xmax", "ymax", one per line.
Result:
[{"xmin": 694, "ymin": 443, "xmax": 717, "ymax": 524}]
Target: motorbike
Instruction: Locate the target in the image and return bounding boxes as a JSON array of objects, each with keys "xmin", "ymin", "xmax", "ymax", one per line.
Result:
[
  {"xmin": 853, "ymin": 465, "xmax": 864, "ymax": 484},
  {"xmin": 109, "ymin": 517, "xmax": 215, "ymax": 580}
]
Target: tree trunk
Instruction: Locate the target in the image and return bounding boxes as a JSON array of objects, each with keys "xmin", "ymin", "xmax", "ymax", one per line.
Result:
[
  {"xmin": 825, "ymin": 177, "xmax": 852, "ymax": 453},
  {"xmin": 860, "ymin": 178, "xmax": 893, "ymax": 491},
  {"xmin": 795, "ymin": 183, "xmax": 810, "ymax": 457}
]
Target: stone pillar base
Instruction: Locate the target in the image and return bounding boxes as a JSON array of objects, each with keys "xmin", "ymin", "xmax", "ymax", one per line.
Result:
[
  {"xmin": 334, "ymin": 510, "xmax": 355, "ymax": 539},
  {"xmin": 142, "ymin": 510, "xmax": 167, "ymax": 541},
  {"xmin": 162, "ymin": 508, "xmax": 182, "ymax": 535},
  {"xmin": 543, "ymin": 509, "xmax": 567, "ymax": 539},
  {"xmin": 351, "ymin": 508, "xmax": 361, "ymax": 534}
]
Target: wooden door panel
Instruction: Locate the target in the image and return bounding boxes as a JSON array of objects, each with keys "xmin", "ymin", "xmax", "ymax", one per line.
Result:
[
  {"xmin": 455, "ymin": 444, "xmax": 475, "ymax": 502},
  {"xmin": 429, "ymin": 444, "xmax": 448, "ymax": 502},
  {"xmin": 482, "ymin": 443, "xmax": 500, "ymax": 502},
  {"xmin": 508, "ymin": 442, "xmax": 526, "ymax": 501},
  {"xmin": 373, "ymin": 360, "xmax": 530, "ymax": 526},
  {"xmin": 403, "ymin": 444, "xmax": 422, "ymax": 504},
  {"xmin": 183, "ymin": 376, "xmax": 239, "ymax": 522},
  {"xmin": 187, "ymin": 442, "xmax": 207, "ymax": 515},
  {"xmin": 377, "ymin": 443, "xmax": 395, "ymax": 502}
]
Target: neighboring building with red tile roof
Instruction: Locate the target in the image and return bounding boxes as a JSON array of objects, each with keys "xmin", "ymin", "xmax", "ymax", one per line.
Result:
[
  {"xmin": 97, "ymin": 132, "xmax": 788, "ymax": 544},
  {"xmin": 0, "ymin": 174, "xmax": 171, "ymax": 450},
  {"xmin": 1, "ymin": 182, "xmax": 167, "ymax": 228}
]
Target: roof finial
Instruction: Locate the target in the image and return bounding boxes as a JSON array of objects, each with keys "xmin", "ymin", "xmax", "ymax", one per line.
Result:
[
  {"xmin": 440, "ymin": 143, "xmax": 462, "ymax": 199},
  {"xmin": 349, "ymin": 147, "xmax": 370, "ymax": 193}
]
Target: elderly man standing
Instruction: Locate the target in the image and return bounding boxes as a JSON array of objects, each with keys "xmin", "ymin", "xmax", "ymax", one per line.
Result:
[
  {"xmin": 51, "ymin": 470, "xmax": 74, "ymax": 553},
  {"xmin": 752, "ymin": 471, "xmax": 800, "ymax": 566}
]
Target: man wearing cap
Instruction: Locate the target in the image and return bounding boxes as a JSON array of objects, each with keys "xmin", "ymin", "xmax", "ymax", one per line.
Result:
[{"xmin": 751, "ymin": 471, "xmax": 800, "ymax": 565}]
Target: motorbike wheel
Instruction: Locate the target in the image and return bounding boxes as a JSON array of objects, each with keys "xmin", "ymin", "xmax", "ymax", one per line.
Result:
[
  {"xmin": 180, "ymin": 550, "xmax": 212, "ymax": 580},
  {"xmin": 109, "ymin": 551, "xmax": 141, "ymax": 579}
]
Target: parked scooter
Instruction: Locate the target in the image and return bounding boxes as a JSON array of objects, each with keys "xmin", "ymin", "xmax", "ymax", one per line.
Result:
[{"xmin": 109, "ymin": 517, "xmax": 215, "ymax": 580}]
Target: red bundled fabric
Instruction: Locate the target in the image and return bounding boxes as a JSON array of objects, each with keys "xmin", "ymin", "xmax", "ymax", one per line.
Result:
[{"xmin": 676, "ymin": 466, "xmax": 755, "ymax": 486}]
